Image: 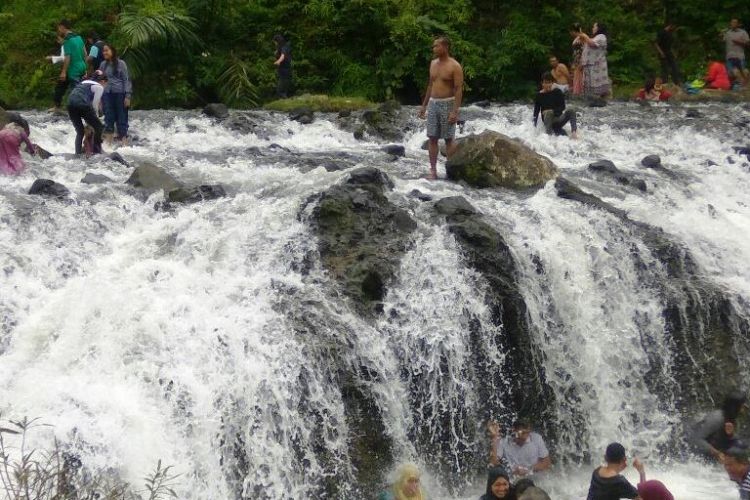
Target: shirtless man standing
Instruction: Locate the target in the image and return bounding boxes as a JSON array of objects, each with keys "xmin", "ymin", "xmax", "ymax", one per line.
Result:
[
  {"xmin": 418, "ymin": 36, "xmax": 463, "ymax": 180},
  {"xmin": 549, "ymin": 56, "xmax": 570, "ymax": 93}
]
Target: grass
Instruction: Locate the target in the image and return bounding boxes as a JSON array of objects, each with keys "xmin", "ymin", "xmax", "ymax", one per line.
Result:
[{"xmin": 264, "ymin": 94, "xmax": 375, "ymax": 112}]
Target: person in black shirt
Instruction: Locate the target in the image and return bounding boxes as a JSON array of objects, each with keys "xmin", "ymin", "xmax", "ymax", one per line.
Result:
[
  {"xmin": 533, "ymin": 72, "xmax": 578, "ymax": 139},
  {"xmin": 656, "ymin": 24, "xmax": 681, "ymax": 85},
  {"xmin": 586, "ymin": 442, "xmax": 645, "ymax": 500},
  {"xmin": 273, "ymin": 34, "xmax": 293, "ymax": 98}
]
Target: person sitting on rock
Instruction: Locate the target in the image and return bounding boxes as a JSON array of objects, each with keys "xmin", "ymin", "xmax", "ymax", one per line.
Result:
[
  {"xmin": 0, "ymin": 116, "xmax": 36, "ymax": 175},
  {"xmin": 488, "ymin": 420, "xmax": 551, "ymax": 480},
  {"xmin": 378, "ymin": 463, "xmax": 426, "ymax": 500},
  {"xmin": 690, "ymin": 391, "xmax": 747, "ymax": 462},
  {"xmin": 705, "ymin": 55, "xmax": 732, "ymax": 90},
  {"xmin": 533, "ymin": 72, "xmax": 579, "ymax": 139},
  {"xmin": 636, "ymin": 77, "xmax": 673, "ymax": 101}
]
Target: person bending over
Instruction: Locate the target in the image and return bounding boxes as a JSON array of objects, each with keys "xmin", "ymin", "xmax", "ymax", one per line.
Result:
[
  {"xmin": 67, "ymin": 70, "xmax": 106, "ymax": 155},
  {"xmin": 533, "ymin": 72, "xmax": 579, "ymax": 139}
]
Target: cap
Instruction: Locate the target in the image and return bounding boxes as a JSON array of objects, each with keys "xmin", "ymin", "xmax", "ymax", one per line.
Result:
[{"xmin": 605, "ymin": 442, "xmax": 626, "ymax": 463}]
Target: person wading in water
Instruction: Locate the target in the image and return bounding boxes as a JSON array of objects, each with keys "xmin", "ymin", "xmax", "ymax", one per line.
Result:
[{"xmin": 418, "ymin": 36, "xmax": 463, "ymax": 180}]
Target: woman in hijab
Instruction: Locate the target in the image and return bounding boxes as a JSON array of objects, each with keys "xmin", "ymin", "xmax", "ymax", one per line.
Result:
[
  {"xmin": 480, "ymin": 466, "xmax": 516, "ymax": 500},
  {"xmin": 378, "ymin": 463, "xmax": 426, "ymax": 500},
  {"xmin": 637, "ymin": 480, "xmax": 674, "ymax": 500}
]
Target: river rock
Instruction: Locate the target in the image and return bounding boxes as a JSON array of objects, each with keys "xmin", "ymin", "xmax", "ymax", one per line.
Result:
[
  {"xmin": 588, "ymin": 159, "xmax": 618, "ymax": 173},
  {"xmin": 289, "ymin": 107, "xmax": 314, "ymax": 124},
  {"xmin": 33, "ymin": 145, "xmax": 53, "ymax": 159},
  {"xmin": 382, "ymin": 144, "xmax": 405, "ymax": 157},
  {"xmin": 307, "ymin": 167, "xmax": 416, "ymax": 311},
  {"xmin": 108, "ymin": 152, "xmax": 129, "ymax": 167},
  {"xmin": 555, "ymin": 177, "xmax": 626, "ymax": 218},
  {"xmin": 472, "ymin": 100, "xmax": 491, "ymax": 108},
  {"xmin": 445, "ymin": 130, "xmax": 558, "ymax": 189},
  {"xmin": 409, "ymin": 189, "xmax": 432, "ymax": 202},
  {"xmin": 126, "ymin": 162, "xmax": 183, "ymax": 193},
  {"xmin": 203, "ymin": 103, "xmax": 229, "ymax": 119},
  {"xmin": 641, "ymin": 155, "xmax": 662, "ymax": 168},
  {"xmin": 168, "ymin": 184, "xmax": 227, "ymax": 203},
  {"xmin": 28, "ymin": 179, "xmax": 70, "ymax": 198},
  {"xmin": 587, "ymin": 160, "xmax": 648, "ymax": 192},
  {"xmin": 358, "ymin": 101, "xmax": 408, "ymax": 141},
  {"xmin": 685, "ymin": 109, "xmax": 702, "ymax": 119},
  {"xmin": 81, "ymin": 173, "xmax": 114, "ymax": 184}
]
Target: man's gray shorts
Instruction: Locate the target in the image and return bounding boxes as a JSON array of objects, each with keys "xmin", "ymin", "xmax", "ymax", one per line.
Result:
[{"xmin": 426, "ymin": 98, "xmax": 456, "ymax": 140}]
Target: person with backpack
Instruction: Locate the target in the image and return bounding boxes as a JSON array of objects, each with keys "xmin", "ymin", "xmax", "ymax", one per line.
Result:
[
  {"xmin": 98, "ymin": 43, "xmax": 132, "ymax": 144},
  {"xmin": 86, "ymin": 32, "xmax": 106, "ymax": 70},
  {"xmin": 67, "ymin": 70, "xmax": 106, "ymax": 155}
]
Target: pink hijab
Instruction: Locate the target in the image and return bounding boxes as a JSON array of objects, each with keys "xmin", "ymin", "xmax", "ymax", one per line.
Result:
[{"xmin": 638, "ymin": 480, "xmax": 674, "ymax": 500}]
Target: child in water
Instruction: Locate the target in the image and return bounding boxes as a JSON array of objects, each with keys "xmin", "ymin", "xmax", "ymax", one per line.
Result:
[{"xmin": 0, "ymin": 118, "xmax": 35, "ymax": 175}]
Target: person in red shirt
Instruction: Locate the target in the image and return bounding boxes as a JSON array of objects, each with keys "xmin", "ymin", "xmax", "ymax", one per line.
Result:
[
  {"xmin": 705, "ymin": 59, "xmax": 732, "ymax": 90},
  {"xmin": 636, "ymin": 77, "xmax": 673, "ymax": 101}
]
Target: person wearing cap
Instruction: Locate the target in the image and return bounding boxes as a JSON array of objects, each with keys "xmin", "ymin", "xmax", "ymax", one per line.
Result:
[
  {"xmin": 67, "ymin": 70, "xmax": 106, "ymax": 155},
  {"xmin": 488, "ymin": 420, "xmax": 551, "ymax": 479},
  {"xmin": 690, "ymin": 391, "xmax": 747, "ymax": 462},
  {"xmin": 724, "ymin": 446, "xmax": 750, "ymax": 499},
  {"xmin": 586, "ymin": 442, "xmax": 645, "ymax": 500}
]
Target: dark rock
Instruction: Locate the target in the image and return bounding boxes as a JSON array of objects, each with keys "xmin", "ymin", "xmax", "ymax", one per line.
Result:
[
  {"xmin": 126, "ymin": 162, "xmax": 183, "ymax": 194},
  {"xmin": 641, "ymin": 155, "xmax": 662, "ymax": 168},
  {"xmin": 358, "ymin": 104, "xmax": 407, "ymax": 141},
  {"xmin": 707, "ymin": 160, "xmax": 718, "ymax": 167},
  {"xmin": 306, "ymin": 167, "xmax": 416, "ymax": 312},
  {"xmin": 587, "ymin": 98, "xmax": 607, "ymax": 107},
  {"xmin": 108, "ymin": 152, "xmax": 129, "ymax": 167},
  {"xmin": 433, "ymin": 196, "xmax": 555, "ymax": 435},
  {"xmin": 268, "ymin": 143, "xmax": 291, "ymax": 153},
  {"xmin": 409, "ymin": 189, "xmax": 432, "ymax": 202},
  {"xmin": 28, "ymin": 179, "xmax": 70, "ymax": 198},
  {"xmin": 472, "ymin": 100, "xmax": 491, "ymax": 108},
  {"xmin": 33, "ymin": 145, "xmax": 53, "ymax": 159},
  {"xmin": 446, "ymin": 130, "xmax": 558, "ymax": 189},
  {"xmin": 353, "ymin": 127, "xmax": 365, "ymax": 140},
  {"xmin": 81, "ymin": 173, "xmax": 114, "ymax": 184},
  {"xmin": 685, "ymin": 109, "xmax": 702, "ymax": 118},
  {"xmin": 587, "ymin": 159, "xmax": 618, "ymax": 173},
  {"xmin": 554, "ymin": 177, "xmax": 626, "ymax": 218},
  {"xmin": 382, "ymin": 144, "xmax": 405, "ymax": 157},
  {"xmin": 338, "ymin": 110, "xmax": 352, "ymax": 118},
  {"xmin": 733, "ymin": 146, "xmax": 750, "ymax": 159},
  {"xmin": 203, "ymin": 103, "xmax": 229, "ymax": 120},
  {"xmin": 289, "ymin": 107, "xmax": 314, "ymax": 124},
  {"xmin": 168, "ymin": 184, "xmax": 227, "ymax": 204},
  {"xmin": 377, "ymin": 100, "xmax": 401, "ymax": 113},
  {"xmin": 224, "ymin": 114, "xmax": 262, "ymax": 135}
]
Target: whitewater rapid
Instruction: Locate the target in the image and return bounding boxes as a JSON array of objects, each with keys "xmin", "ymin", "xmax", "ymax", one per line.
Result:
[{"xmin": 1, "ymin": 101, "xmax": 749, "ymax": 499}]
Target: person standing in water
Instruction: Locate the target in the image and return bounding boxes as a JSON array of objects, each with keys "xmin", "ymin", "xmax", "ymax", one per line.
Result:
[
  {"xmin": 586, "ymin": 442, "xmax": 644, "ymax": 500},
  {"xmin": 273, "ymin": 34, "xmax": 293, "ymax": 99},
  {"xmin": 98, "ymin": 43, "xmax": 132, "ymax": 144},
  {"xmin": 548, "ymin": 55, "xmax": 570, "ymax": 93},
  {"xmin": 480, "ymin": 467, "xmax": 516, "ymax": 500},
  {"xmin": 690, "ymin": 391, "xmax": 747, "ymax": 461},
  {"xmin": 724, "ymin": 18, "xmax": 750, "ymax": 86},
  {"xmin": 488, "ymin": 420, "xmax": 551, "ymax": 479},
  {"xmin": 418, "ymin": 36, "xmax": 463, "ymax": 180},
  {"xmin": 56, "ymin": 20, "xmax": 87, "ymax": 98},
  {"xmin": 655, "ymin": 23, "xmax": 681, "ymax": 85},
  {"xmin": 576, "ymin": 22, "xmax": 611, "ymax": 100}
]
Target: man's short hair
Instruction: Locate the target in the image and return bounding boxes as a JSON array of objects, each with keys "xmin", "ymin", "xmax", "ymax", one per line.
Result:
[
  {"xmin": 541, "ymin": 71, "xmax": 555, "ymax": 83},
  {"xmin": 58, "ymin": 19, "xmax": 72, "ymax": 29},
  {"xmin": 434, "ymin": 36, "xmax": 451, "ymax": 50},
  {"xmin": 512, "ymin": 419, "xmax": 531, "ymax": 429},
  {"xmin": 605, "ymin": 442, "xmax": 626, "ymax": 463}
]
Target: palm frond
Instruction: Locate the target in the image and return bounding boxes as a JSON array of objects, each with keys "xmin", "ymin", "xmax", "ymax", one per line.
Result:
[
  {"xmin": 217, "ymin": 60, "xmax": 259, "ymax": 108},
  {"xmin": 118, "ymin": 6, "xmax": 201, "ymax": 50}
]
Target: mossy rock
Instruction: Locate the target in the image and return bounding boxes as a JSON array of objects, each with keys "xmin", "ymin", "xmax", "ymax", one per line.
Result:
[
  {"xmin": 265, "ymin": 94, "xmax": 374, "ymax": 113},
  {"xmin": 446, "ymin": 130, "xmax": 558, "ymax": 190}
]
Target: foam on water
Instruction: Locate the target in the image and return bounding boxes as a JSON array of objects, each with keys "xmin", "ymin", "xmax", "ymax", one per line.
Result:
[{"xmin": 1, "ymin": 102, "xmax": 749, "ymax": 499}]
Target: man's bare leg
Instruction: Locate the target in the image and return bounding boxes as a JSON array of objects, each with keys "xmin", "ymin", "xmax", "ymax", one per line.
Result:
[{"xmin": 428, "ymin": 137, "xmax": 439, "ymax": 179}]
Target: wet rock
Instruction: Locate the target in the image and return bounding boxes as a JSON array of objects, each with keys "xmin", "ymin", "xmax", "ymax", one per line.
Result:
[
  {"xmin": 268, "ymin": 143, "xmax": 291, "ymax": 153},
  {"xmin": 446, "ymin": 130, "xmax": 558, "ymax": 189},
  {"xmin": 685, "ymin": 109, "xmax": 702, "ymax": 119},
  {"xmin": 289, "ymin": 107, "xmax": 314, "ymax": 124},
  {"xmin": 126, "ymin": 162, "xmax": 183, "ymax": 194},
  {"xmin": 587, "ymin": 98, "xmax": 607, "ymax": 107},
  {"xmin": 433, "ymin": 195, "xmax": 555, "ymax": 426},
  {"xmin": 28, "ymin": 179, "xmax": 70, "ymax": 199},
  {"xmin": 409, "ymin": 189, "xmax": 433, "ymax": 202},
  {"xmin": 353, "ymin": 126, "xmax": 365, "ymax": 140},
  {"xmin": 641, "ymin": 155, "xmax": 662, "ymax": 168},
  {"xmin": 354, "ymin": 101, "xmax": 409, "ymax": 141},
  {"xmin": 587, "ymin": 159, "xmax": 618, "ymax": 173},
  {"xmin": 554, "ymin": 177, "xmax": 626, "ymax": 218},
  {"xmin": 108, "ymin": 152, "xmax": 129, "ymax": 167},
  {"xmin": 382, "ymin": 144, "xmax": 405, "ymax": 157},
  {"xmin": 472, "ymin": 100, "xmax": 491, "ymax": 108},
  {"xmin": 587, "ymin": 160, "xmax": 648, "ymax": 192},
  {"xmin": 224, "ymin": 113, "xmax": 262, "ymax": 135},
  {"xmin": 338, "ymin": 109, "xmax": 351, "ymax": 118},
  {"xmin": 33, "ymin": 145, "xmax": 53, "ymax": 159},
  {"xmin": 733, "ymin": 146, "xmax": 750, "ymax": 159},
  {"xmin": 168, "ymin": 184, "xmax": 227, "ymax": 204},
  {"xmin": 203, "ymin": 103, "xmax": 229, "ymax": 119},
  {"xmin": 306, "ymin": 167, "xmax": 416, "ymax": 313},
  {"xmin": 81, "ymin": 173, "xmax": 114, "ymax": 184}
]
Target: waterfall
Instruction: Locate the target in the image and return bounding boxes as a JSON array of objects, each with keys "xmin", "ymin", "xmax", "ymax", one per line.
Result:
[{"xmin": 1, "ymin": 102, "xmax": 749, "ymax": 499}]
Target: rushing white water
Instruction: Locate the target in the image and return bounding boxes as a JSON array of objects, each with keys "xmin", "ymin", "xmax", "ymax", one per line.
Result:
[{"xmin": 1, "ymin": 101, "xmax": 749, "ymax": 499}]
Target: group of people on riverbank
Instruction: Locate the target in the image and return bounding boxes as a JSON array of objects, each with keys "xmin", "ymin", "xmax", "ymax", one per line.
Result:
[
  {"xmin": 47, "ymin": 19, "xmax": 131, "ymax": 151},
  {"xmin": 378, "ymin": 392, "xmax": 750, "ymax": 499}
]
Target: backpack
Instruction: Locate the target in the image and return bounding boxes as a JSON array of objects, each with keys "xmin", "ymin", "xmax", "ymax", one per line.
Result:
[
  {"xmin": 91, "ymin": 40, "xmax": 106, "ymax": 70},
  {"xmin": 68, "ymin": 81, "xmax": 97, "ymax": 108}
]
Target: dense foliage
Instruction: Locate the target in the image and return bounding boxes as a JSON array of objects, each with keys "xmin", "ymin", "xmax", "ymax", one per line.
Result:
[{"xmin": 0, "ymin": 0, "xmax": 748, "ymax": 108}]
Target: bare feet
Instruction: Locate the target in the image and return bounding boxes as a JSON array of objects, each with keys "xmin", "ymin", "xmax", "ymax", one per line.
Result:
[{"xmin": 571, "ymin": 131, "xmax": 579, "ymax": 140}]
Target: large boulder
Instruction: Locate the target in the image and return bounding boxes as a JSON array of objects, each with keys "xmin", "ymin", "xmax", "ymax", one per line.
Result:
[
  {"xmin": 344, "ymin": 101, "xmax": 411, "ymax": 141},
  {"xmin": 28, "ymin": 179, "xmax": 70, "ymax": 199},
  {"xmin": 203, "ymin": 103, "xmax": 229, "ymax": 120},
  {"xmin": 81, "ymin": 173, "xmax": 114, "ymax": 184},
  {"xmin": 168, "ymin": 184, "xmax": 227, "ymax": 204},
  {"xmin": 307, "ymin": 167, "xmax": 416, "ymax": 313},
  {"xmin": 445, "ymin": 130, "xmax": 558, "ymax": 189},
  {"xmin": 126, "ymin": 162, "xmax": 183, "ymax": 194}
]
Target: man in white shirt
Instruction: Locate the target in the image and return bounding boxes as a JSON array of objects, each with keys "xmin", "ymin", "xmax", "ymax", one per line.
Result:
[
  {"xmin": 488, "ymin": 419, "xmax": 552, "ymax": 479},
  {"xmin": 724, "ymin": 18, "xmax": 750, "ymax": 86}
]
